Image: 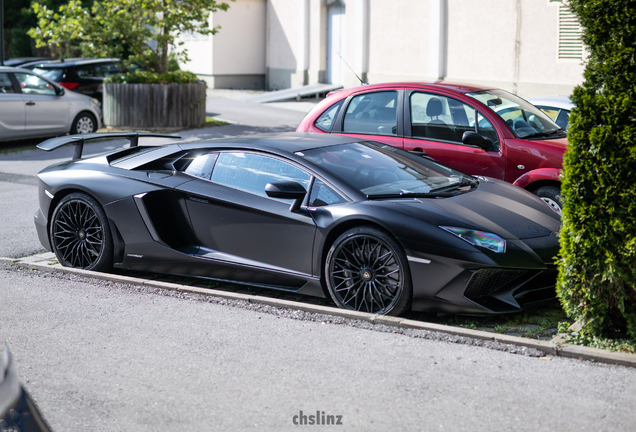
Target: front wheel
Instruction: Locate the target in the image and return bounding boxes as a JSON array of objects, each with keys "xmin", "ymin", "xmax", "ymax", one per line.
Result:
[
  {"xmin": 325, "ymin": 226, "xmax": 412, "ymax": 315},
  {"xmin": 71, "ymin": 112, "xmax": 97, "ymax": 134},
  {"xmin": 50, "ymin": 192, "xmax": 113, "ymax": 271},
  {"xmin": 533, "ymin": 185, "xmax": 563, "ymax": 215}
]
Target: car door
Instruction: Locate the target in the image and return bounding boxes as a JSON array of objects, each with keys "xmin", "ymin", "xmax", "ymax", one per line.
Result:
[
  {"xmin": 332, "ymin": 89, "xmax": 405, "ymax": 149},
  {"xmin": 14, "ymin": 72, "xmax": 69, "ymax": 135},
  {"xmin": 0, "ymin": 72, "xmax": 26, "ymax": 139},
  {"xmin": 403, "ymin": 89, "xmax": 505, "ymax": 180},
  {"xmin": 177, "ymin": 151, "xmax": 318, "ymax": 282}
]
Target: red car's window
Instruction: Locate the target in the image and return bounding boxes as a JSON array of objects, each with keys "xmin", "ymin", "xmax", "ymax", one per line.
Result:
[
  {"xmin": 410, "ymin": 92, "xmax": 499, "ymax": 150},
  {"xmin": 343, "ymin": 91, "xmax": 398, "ymax": 136},
  {"xmin": 315, "ymin": 99, "xmax": 344, "ymax": 132}
]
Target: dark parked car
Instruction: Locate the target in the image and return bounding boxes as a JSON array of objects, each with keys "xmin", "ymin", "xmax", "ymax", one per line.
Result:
[
  {"xmin": 0, "ymin": 346, "xmax": 52, "ymax": 432},
  {"xmin": 297, "ymin": 82, "xmax": 568, "ymax": 214},
  {"xmin": 3, "ymin": 57, "xmax": 50, "ymax": 67},
  {"xmin": 30, "ymin": 58, "xmax": 129, "ymax": 101},
  {"xmin": 35, "ymin": 132, "xmax": 560, "ymax": 316}
]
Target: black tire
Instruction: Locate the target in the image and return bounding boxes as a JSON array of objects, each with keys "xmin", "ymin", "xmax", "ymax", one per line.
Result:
[
  {"xmin": 533, "ymin": 185, "xmax": 563, "ymax": 215},
  {"xmin": 325, "ymin": 226, "xmax": 412, "ymax": 315},
  {"xmin": 50, "ymin": 192, "xmax": 113, "ymax": 271},
  {"xmin": 70, "ymin": 112, "xmax": 97, "ymax": 134}
]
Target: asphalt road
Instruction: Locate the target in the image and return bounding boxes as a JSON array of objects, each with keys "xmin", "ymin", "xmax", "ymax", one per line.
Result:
[{"xmin": 2, "ymin": 266, "xmax": 635, "ymax": 432}]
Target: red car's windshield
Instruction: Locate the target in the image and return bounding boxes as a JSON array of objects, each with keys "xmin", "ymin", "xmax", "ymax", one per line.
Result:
[{"xmin": 466, "ymin": 89, "xmax": 563, "ymax": 139}]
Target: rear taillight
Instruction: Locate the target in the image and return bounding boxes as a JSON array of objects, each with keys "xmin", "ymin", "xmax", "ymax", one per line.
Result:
[{"xmin": 58, "ymin": 82, "xmax": 79, "ymax": 90}]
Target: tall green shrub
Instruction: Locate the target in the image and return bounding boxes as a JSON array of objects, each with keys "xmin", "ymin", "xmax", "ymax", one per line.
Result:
[{"xmin": 557, "ymin": 0, "xmax": 636, "ymax": 340}]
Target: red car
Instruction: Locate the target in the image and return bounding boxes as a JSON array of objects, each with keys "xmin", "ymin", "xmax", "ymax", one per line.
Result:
[{"xmin": 296, "ymin": 82, "xmax": 567, "ymax": 214}]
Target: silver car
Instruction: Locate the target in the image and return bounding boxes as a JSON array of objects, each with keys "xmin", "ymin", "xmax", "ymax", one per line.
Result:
[
  {"xmin": 0, "ymin": 66, "xmax": 102, "ymax": 142},
  {"xmin": 526, "ymin": 95, "xmax": 574, "ymax": 131}
]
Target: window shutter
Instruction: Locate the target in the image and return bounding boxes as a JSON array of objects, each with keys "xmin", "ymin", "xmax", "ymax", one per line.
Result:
[{"xmin": 558, "ymin": 4, "xmax": 584, "ymax": 60}]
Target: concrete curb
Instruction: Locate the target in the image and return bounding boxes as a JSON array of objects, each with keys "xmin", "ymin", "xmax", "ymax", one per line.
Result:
[{"xmin": 3, "ymin": 256, "xmax": 636, "ymax": 369}]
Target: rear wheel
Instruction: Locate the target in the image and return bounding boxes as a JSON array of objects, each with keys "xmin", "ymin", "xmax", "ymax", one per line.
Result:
[
  {"xmin": 71, "ymin": 112, "xmax": 97, "ymax": 134},
  {"xmin": 50, "ymin": 192, "xmax": 112, "ymax": 271},
  {"xmin": 325, "ymin": 226, "xmax": 412, "ymax": 315},
  {"xmin": 533, "ymin": 185, "xmax": 563, "ymax": 215}
]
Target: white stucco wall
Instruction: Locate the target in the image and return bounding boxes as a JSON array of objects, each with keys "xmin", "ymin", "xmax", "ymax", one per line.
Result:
[
  {"xmin": 178, "ymin": 0, "xmax": 266, "ymax": 89},
  {"xmin": 365, "ymin": 0, "xmax": 430, "ymax": 86},
  {"xmin": 179, "ymin": 0, "xmax": 585, "ymax": 93}
]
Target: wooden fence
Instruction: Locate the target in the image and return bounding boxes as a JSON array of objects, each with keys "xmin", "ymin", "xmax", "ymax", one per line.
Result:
[{"xmin": 103, "ymin": 83, "xmax": 206, "ymax": 129}]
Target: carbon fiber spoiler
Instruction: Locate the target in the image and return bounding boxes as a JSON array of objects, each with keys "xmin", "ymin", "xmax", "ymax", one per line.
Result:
[{"xmin": 37, "ymin": 132, "xmax": 182, "ymax": 160}]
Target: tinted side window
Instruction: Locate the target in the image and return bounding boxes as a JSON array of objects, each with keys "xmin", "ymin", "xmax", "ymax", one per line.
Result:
[
  {"xmin": 410, "ymin": 92, "xmax": 500, "ymax": 150},
  {"xmin": 308, "ymin": 179, "xmax": 346, "ymax": 207},
  {"xmin": 211, "ymin": 153, "xmax": 311, "ymax": 202},
  {"xmin": 14, "ymin": 73, "xmax": 57, "ymax": 96},
  {"xmin": 184, "ymin": 153, "xmax": 219, "ymax": 179},
  {"xmin": 0, "ymin": 73, "xmax": 15, "ymax": 93},
  {"xmin": 343, "ymin": 91, "xmax": 397, "ymax": 136},
  {"xmin": 555, "ymin": 110, "xmax": 570, "ymax": 130},
  {"xmin": 315, "ymin": 100, "xmax": 343, "ymax": 132},
  {"xmin": 93, "ymin": 63, "xmax": 123, "ymax": 78},
  {"xmin": 76, "ymin": 66, "xmax": 97, "ymax": 78}
]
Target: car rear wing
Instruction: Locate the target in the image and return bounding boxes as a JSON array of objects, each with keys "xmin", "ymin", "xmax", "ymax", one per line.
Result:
[{"xmin": 37, "ymin": 132, "xmax": 182, "ymax": 160}]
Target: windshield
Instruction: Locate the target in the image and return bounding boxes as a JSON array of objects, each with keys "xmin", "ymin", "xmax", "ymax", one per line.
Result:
[
  {"xmin": 301, "ymin": 142, "xmax": 475, "ymax": 197},
  {"xmin": 32, "ymin": 68, "xmax": 65, "ymax": 82},
  {"xmin": 466, "ymin": 89, "xmax": 563, "ymax": 139}
]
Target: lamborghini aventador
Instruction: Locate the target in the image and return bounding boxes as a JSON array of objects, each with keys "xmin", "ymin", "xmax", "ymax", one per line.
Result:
[{"xmin": 34, "ymin": 132, "xmax": 561, "ymax": 316}]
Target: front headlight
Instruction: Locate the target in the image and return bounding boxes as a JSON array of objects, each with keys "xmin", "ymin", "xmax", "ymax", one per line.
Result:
[
  {"xmin": 440, "ymin": 226, "xmax": 506, "ymax": 253},
  {"xmin": 90, "ymin": 97, "xmax": 100, "ymax": 106}
]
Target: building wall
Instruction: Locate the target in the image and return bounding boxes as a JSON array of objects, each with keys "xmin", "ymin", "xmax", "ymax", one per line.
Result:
[
  {"xmin": 445, "ymin": 0, "xmax": 583, "ymax": 95},
  {"xmin": 179, "ymin": 0, "xmax": 584, "ymax": 96},
  {"xmin": 178, "ymin": 0, "xmax": 266, "ymax": 89},
  {"xmin": 364, "ymin": 0, "xmax": 430, "ymax": 87}
]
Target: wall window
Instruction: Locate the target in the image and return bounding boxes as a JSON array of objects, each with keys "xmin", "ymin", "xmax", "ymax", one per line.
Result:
[{"xmin": 556, "ymin": 2, "xmax": 584, "ymax": 60}]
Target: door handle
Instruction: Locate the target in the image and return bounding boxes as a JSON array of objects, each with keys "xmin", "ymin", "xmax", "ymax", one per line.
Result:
[{"xmin": 26, "ymin": 102, "xmax": 35, "ymax": 106}]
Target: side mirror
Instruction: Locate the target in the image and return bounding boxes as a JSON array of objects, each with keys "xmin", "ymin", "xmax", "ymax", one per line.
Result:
[
  {"xmin": 55, "ymin": 86, "xmax": 65, "ymax": 96},
  {"xmin": 265, "ymin": 181, "xmax": 307, "ymax": 212},
  {"xmin": 462, "ymin": 131, "xmax": 492, "ymax": 151}
]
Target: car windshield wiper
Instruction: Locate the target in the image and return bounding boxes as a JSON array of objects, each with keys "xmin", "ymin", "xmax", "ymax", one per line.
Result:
[
  {"xmin": 429, "ymin": 179, "xmax": 477, "ymax": 193},
  {"xmin": 522, "ymin": 128, "xmax": 566, "ymax": 139},
  {"xmin": 367, "ymin": 192, "xmax": 459, "ymax": 199}
]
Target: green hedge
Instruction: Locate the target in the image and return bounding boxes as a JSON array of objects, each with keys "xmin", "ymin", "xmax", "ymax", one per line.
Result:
[
  {"xmin": 557, "ymin": 0, "xmax": 636, "ymax": 340},
  {"xmin": 3, "ymin": 28, "xmax": 34, "ymax": 58},
  {"xmin": 104, "ymin": 70, "xmax": 201, "ymax": 84}
]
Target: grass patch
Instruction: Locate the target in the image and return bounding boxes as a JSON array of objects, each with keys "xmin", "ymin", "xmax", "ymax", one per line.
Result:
[
  {"xmin": 557, "ymin": 322, "xmax": 636, "ymax": 354},
  {"xmin": 206, "ymin": 117, "xmax": 229, "ymax": 127},
  {"xmin": 431, "ymin": 299, "xmax": 568, "ymax": 339}
]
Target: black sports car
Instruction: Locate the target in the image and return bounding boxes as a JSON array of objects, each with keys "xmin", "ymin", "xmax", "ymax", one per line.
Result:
[{"xmin": 34, "ymin": 132, "xmax": 561, "ymax": 316}]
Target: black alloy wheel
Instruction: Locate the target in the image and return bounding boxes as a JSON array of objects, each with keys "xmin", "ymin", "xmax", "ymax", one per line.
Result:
[
  {"xmin": 533, "ymin": 185, "xmax": 563, "ymax": 216},
  {"xmin": 325, "ymin": 226, "xmax": 412, "ymax": 315},
  {"xmin": 50, "ymin": 192, "xmax": 112, "ymax": 271}
]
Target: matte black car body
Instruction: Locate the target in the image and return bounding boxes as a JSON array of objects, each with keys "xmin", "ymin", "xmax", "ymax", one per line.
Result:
[{"xmin": 34, "ymin": 133, "xmax": 561, "ymax": 315}]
